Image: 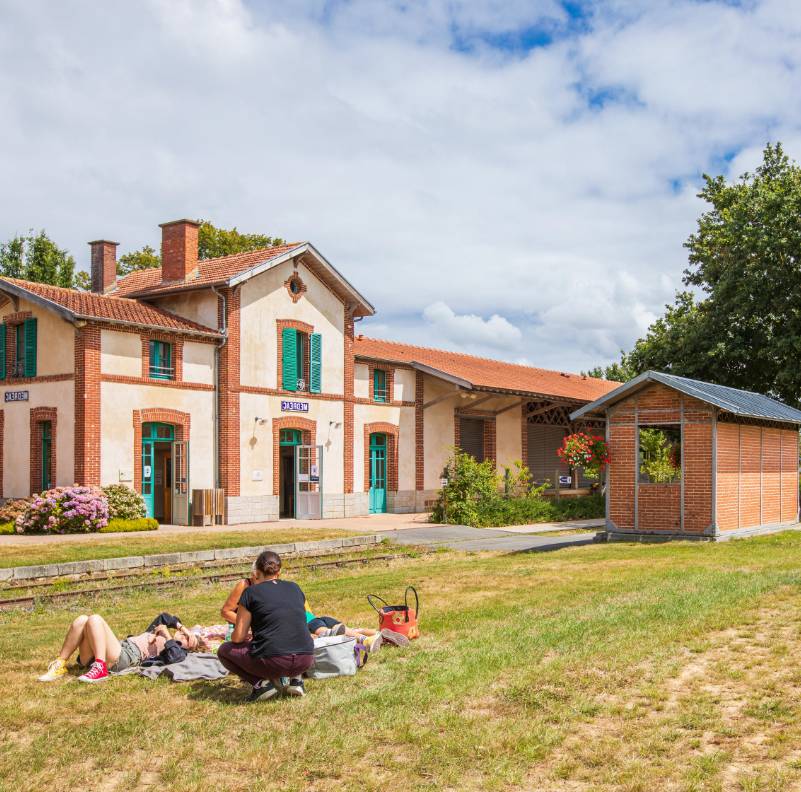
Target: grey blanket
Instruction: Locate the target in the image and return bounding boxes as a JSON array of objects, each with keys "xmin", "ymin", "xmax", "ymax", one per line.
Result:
[{"xmin": 114, "ymin": 652, "xmax": 228, "ymax": 682}]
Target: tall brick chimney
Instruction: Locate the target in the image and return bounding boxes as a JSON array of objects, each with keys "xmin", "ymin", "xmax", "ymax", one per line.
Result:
[
  {"xmin": 160, "ymin": 219, "xmax": 200, "ymax": 282},
  {"xmin": 88, "ymin": 240, "xmax": 119, "ymax": 293}
]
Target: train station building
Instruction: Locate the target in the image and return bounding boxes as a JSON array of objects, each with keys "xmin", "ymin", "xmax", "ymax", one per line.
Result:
[{"xmin": 0, "ymin": 219, "xmax": 618, "ymax": 523}]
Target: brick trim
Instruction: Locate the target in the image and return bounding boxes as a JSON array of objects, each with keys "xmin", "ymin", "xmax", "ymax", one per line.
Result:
[
  {"xmin": 272, "ymin": 416, "xmax": 317, "ymax": 496},
  {"xmin": 284, "ymin": 273, "xmax": 307, "ymax": 303},
  {"xmin": 30, "ymin": 406, "xmax": 57, "ymax": 494},
  {"xmin": 100, "ymin": 374, "xmax": 214, "ymax": 391},
  {"xmin": 3, "ymin": 311, "xmax": 32, "ymax": 325},
  {"xmin": 74, "ymin": 325, "xmax": 101, "ymax": 487},
  {"xmin": 415, "ymin": 370, "xmax": 424, "ymax": 490},
  {"xmin": 367, "ymin": 364, "xmax": 394, "ymax": 404},
  {"xmin": 132, "ymin": 407, "xmax": 191, "ymax": 493},
  {"xmin": 235, "ymin": 383, "xmax": 413, "ymax": 406},
  {"xmin": 141, "ymin": 333, "xmax": 184, "ymax": 382},
  {"xmin": 219, "ymin": 287, "xmax": 241, "ymax": 497},
  {"xmin": 363, "ymin": 422, "xmax": 399, "ymax": 493},
  {"xmin": 521, "ymin": 402, "xmax": 529, "ymax": 469},
  {"xmin": 276, "ymin": 319, "xmax": 314, "ymax": 393},
  {"xmin": 344, "ymin": 310, "xmax": 354, "ymax": 493}
]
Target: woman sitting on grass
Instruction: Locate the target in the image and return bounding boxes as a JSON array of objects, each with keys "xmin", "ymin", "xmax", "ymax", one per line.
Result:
[
  {"xmin": 220, "ymin": 562, "xmax": 257, "ymax": 638},
  {"xmin": 38, "ymin": 614, "xmax": 208, "ymax": 683},
  {"xmin": 217, "ymin": 550, "xmax": 314, "ymax": 701}
]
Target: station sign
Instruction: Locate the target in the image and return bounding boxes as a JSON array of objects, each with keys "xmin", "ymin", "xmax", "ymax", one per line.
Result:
[
  {"xmin": 281, "ymin": 400, "xmax": 309, "ymax": 413},
  {"xmin": 4, "ymin": 390, "xmax": 29, "ymax": 403}
]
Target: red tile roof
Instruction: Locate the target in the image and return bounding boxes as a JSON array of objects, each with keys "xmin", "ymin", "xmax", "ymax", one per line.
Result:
[
  {"xmin": 354, "ymin": 337, "xmax": 621, "ymax": 402},
  {"xmin": 0, "ymin": 278, "xmax": 220, "ymax": 337},
  {"xmin": 113, "ymin": 243, "xmax": 304, "ymax": 297}
]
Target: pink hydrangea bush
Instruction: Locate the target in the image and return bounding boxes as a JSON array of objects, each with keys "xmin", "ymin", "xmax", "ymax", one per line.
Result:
[{"xmin": 15, "ymin": 486, "xmax": 109, "ymax": 534}]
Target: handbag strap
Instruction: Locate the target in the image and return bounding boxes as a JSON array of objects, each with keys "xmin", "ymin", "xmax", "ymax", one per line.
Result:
[
  {"xmin": 404, "ymin": 586, "xmax": 419, "ymax": 617},
  {"xmin": 367, "ymin": 594, "xmax": 389, "ymax": 613}
]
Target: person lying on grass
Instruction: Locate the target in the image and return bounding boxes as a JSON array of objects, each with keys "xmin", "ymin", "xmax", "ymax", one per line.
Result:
[
  {"xmin": 304, "ymin": 606, "xmax": 410, "ymax": 652},
  {"xmin": 39, "ymin": 614, "xmax": 209, "ymax": 683},
  {"xmin": 217, "ymin": 550, "xmax": 314, "ymax": 702}
]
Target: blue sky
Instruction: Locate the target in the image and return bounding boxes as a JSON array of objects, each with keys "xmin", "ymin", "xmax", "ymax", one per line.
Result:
[{"xmin": 1, "ymin": 0, "xmax": 800, "ymax": 372}]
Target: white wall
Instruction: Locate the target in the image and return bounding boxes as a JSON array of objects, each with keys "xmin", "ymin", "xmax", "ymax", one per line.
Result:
[{"xmin": 101, "ymin": 330, "xmax": 141, "ymax": 376}]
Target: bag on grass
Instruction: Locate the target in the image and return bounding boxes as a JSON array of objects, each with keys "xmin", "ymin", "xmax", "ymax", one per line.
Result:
[
  {"xmin": 307, "ymin": 635, "xmax": 358, "ymax": 679},
  {"xmin": 367, "ymin": 586, "xmax": 420, "ymax": 640}
]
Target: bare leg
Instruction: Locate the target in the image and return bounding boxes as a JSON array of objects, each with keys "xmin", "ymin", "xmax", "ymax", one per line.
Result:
[
  {"xmin": 345, "ymin": 627, "xmax": 376, "ymax": 638},
  {"xmin": 58, "ymin": 615, "xmax": 89, "ymax": 661},
  {"xmin": 83, "ymin": 615, "xmax": 122, "ymax": 665}
]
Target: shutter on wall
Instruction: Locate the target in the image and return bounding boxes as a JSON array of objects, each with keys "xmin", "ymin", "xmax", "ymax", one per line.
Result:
[
  {"xmin": 23, "ymin": 318, "xmax": 37, "ymax": 378},
  {"xmin": 526, "ymin": 424, "xmax": 568, "ymax": 484},
  {"xmin": 459, "ymin": 417, "xmax": 485, "ymax": 462},
  {"xmin": 0, "ymin": 323, "xmax": 5, "ymax": 380},
  {"xmin": 309, "ymin": 333, "xmax": 322, "ymax": 393},
  {"xmin": 282, "ymin": 327, "xmax": 297, "ymax": 391}
]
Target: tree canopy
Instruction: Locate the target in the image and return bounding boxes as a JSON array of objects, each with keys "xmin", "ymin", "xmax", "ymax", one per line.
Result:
[
  {"xmin": 0, "ymin": 230, "xmax": 77, "ymax": 288},
  {"xmin": 116, "ymin": 221, "xmax": 285, "ymax": 275},
  {"xmin": 591, "ymin": 143, "xmax": 801, "ymax": 404}
]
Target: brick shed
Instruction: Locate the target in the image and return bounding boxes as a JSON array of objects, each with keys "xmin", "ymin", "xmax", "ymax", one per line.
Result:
[{"xmin": 571, "ymin": 371, "xmax": 801, "ymax": 541}]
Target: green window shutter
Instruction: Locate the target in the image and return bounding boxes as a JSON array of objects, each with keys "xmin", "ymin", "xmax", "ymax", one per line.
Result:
[
  {"xmin": 282, "ymin": 328, "xmax": 297, "ymax": 391},
  {"xmin": 0, "ymin": 324, "xmax": 6, "ymax": 380},
  {"xmin": 23, "ymin": 318, "xmax": 37, "ymax": 377},
  {"xmin": 374, "ymin": 369, "xmax": 387, "ymax": 402},
  {"xmin": 310, "ymin": 333, "xmax": 322, "ymax": 393}
]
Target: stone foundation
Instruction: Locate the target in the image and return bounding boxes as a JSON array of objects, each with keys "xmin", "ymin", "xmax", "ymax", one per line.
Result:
[{"xmin": 225, "ymin": 495, "xmax": 279, "ymax": 525}]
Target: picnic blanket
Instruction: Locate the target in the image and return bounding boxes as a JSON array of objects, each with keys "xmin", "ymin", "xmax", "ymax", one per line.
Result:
[{"xmin": 114, "ymin": 652, "xmax": 228, "ymax": 683}]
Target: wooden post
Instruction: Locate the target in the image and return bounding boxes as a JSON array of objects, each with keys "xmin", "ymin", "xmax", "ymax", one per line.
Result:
[{"xmin": 555, "ymin": 468, "xmax": 561, "ymax": 500}]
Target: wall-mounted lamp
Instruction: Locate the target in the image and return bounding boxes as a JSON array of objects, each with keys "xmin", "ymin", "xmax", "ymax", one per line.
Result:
[
  {"xmin": 253, "ymin": 416, "xmax": 267, "ymax": 426},
  {"xmin": 329, "ymin": 421, "xmax": 342, "ymax": 429}
]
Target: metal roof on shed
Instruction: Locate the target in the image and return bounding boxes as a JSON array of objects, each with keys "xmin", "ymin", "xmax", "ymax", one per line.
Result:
[{"xmin": 570, "ymin": 371, "xmax": 801, "ymax": 425}]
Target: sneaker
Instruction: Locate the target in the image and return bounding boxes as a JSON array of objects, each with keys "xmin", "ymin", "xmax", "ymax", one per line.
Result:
[
  {"xmin": 364, "ymin": 633, "xmax": 383, "ymax": 654},
  {"xmin": 380, "ymin": 629, "xmax": 410, "ymax": 648},
  {"xmin": 248, "ymin": 680, "xmax": 279, "ymax": 702},
  {"xmin": 78, "ymin": 660, "xmax": 109, "ymax": 683},
  {"xmin": 323, "ymin": 623, "xmax": 346, "ymax": 637},
  {"xmin": 285, "ymin": 677, "xmax": 305, "ymax": 697},
  {"xmin": 38, "ymin": 658, "xmax": 67, "ymax": 682}
]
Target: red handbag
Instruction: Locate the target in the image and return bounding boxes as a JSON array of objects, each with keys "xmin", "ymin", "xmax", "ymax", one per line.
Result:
[{"xmin": 367, "ymin": 586, "xmax": 420, "ymax": 640}]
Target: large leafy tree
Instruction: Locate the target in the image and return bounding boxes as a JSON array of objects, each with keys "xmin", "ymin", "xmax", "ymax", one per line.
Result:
[
  {"xmin": 0, "ymin": 230, "xmax": 76, "ymax": 288},
  {"xmin": 117, "ymin": 221, "xmax": 285, "ymax": 275},
  {"xmin": 595, "ymin": 143, "xmax": 801, "ymax": 404}
]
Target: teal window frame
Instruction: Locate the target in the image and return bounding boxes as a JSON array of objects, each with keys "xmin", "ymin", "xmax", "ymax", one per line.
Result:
[
  {"xmin": 149, "ymin": 340, "xmax": 174, "ymax": 380},
  {"xmin": 280, "ymin": 428, "xmax": 303, "ymax": 446},
  {"xmin": 373, "ymin": 369, "xmax": 388, "ymax": 402},
  {"xmin": 281, "ymin": 327, "xmax": 322, "ymax": 393},
  {"xmin": 15, "ymin": 324, "xmax": 24, "ymax": 377},
  {"xmin": 40, "ymin": 420, "xmax": 52, "ymax": 491}
]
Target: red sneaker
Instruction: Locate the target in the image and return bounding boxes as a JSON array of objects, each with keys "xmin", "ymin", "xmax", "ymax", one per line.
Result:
[{"xmin": 78, "ymin": 660, "xmax": 109, "ymax": 683}]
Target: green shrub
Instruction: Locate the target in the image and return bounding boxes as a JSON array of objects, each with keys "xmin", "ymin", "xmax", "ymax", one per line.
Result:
[
  {"xmin": 99, "ymin": 518, "xmax": 158, "ymax": 533},
  {"xmin": 430, "ymin": 450, "xmax": 501, "ymax": 526},
  {"xmin": 101, "ymin": 485, "xmax": 146, "ymax": 520},
  {"xmin": 0, "ymin": 521, "xmax": 14, "ymax": 535}
]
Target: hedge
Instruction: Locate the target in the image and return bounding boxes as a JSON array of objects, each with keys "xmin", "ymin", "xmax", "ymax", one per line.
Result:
[
  {"xmin": 99, "ymin": 518, "xmax": 159, "ymax": 534},
  {"xmin": 0, "ymin": 522, "xmax": 13, "ymax": 535}
]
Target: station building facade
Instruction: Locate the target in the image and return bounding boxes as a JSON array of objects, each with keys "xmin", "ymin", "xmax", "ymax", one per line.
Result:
[{"xmin": 0, "ymin": 219, "xmax": 618, "ymax": 523}]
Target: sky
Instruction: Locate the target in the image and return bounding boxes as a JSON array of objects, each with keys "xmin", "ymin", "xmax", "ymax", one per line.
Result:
[{"xmin": 1, "ymin": 0, "xmax": 801, "ymax": 374}]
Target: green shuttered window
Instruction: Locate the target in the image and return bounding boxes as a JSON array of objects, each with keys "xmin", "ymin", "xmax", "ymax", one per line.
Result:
[
  {"xmin": 149, "ymin": 340, "xmax": 174, "ymax": 380},
  {"xmin": 309, "ymin": 333, "xmax": 321, "ymax": 393},
  {"xmin": 0, "ymin": 324, "xmax": 6, "ymax": 380},
  {"xmin": 23, "ymin": 318, "xmax": 37, "ymax": 378},
  {"xmin": 282, "ymin": 327, "xmax": 322, "ymax": 393},
  {"xmin": 373, "ymin": 369, "xmax": 387, "ymax": 402},
  {"xmin": 282, "ymin": 327, "xmax": 297, "ymax": 391}
]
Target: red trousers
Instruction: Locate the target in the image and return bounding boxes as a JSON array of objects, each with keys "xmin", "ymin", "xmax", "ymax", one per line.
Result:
[{"xmin": 218, "ymin": 641, "xmax": 313, "ymax": 685}]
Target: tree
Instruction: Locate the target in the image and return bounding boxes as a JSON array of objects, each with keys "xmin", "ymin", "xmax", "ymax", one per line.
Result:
[
  {"xmin": 601, "ymin": 143, "xmax": 801, "ymax": 405},
  {"xmin": 117, "ymin": 221, "xmax": 285, "ymax": 275},
  {"xmin": 584, "ymin": 356, "xmax": 637, "ymax": 382},
  {"xmin": 117, "ymin": 245, "xmax": 160, "ymax": 277},
  {"xmin": 0, "ymin": 230, "xmax": 76, "ymax": 288}
]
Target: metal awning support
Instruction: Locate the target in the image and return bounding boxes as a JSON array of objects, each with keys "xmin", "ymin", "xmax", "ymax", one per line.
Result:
[{"xmin": 492, "ymin": 399, "xmax": 524, "ymax": 417}]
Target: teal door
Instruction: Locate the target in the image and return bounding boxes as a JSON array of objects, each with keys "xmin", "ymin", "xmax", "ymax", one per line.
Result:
[
  {"xmin": 369, "ymin": 433, "xmax": 387, "ymax": 514},
  {"xmin": 142, "ymin": 422, "xmax": 174, "ymax": 519}
]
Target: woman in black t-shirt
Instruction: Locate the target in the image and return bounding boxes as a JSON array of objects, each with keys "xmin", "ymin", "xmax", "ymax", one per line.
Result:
[{"xmin": 218, "ymin": 550, "xmax": 314, "ymax": 702}]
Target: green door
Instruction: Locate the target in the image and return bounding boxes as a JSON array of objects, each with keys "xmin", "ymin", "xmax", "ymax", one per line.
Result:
[
  {"xmin": 369, "ymin": 433, "xmax": 387, "ymax": 514},
  {"xmin": 142, "ymin": 422, "xmax": 174, "ymax": 519}
]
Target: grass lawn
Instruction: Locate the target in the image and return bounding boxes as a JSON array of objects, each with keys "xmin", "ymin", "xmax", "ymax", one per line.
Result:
[
  {"xmin": 0, "ymin": 527, "xmax": 358, "ymax": 569},
  {"xmin": 6, "ymin": 534, "xmax": 801, "ymax": 790}
]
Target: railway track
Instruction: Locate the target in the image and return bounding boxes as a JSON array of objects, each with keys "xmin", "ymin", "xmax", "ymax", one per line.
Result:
[{"xmin": 0, "ymin": 551, "xmax": 425, "ymax": 612}]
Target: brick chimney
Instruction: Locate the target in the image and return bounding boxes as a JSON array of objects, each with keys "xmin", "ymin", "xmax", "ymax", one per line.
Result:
[
  {"xmin": 160, "ymin": 219, "xmax": 200, "ymax": 282},
  {"xmin": 88, "ymin": 240, "xmax": 119, "ymax": 293}
]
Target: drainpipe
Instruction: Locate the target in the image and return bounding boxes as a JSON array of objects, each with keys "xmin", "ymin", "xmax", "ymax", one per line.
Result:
[{"xmin": 211, "ymin": 286, "xmax": 227, "ymax": 490}]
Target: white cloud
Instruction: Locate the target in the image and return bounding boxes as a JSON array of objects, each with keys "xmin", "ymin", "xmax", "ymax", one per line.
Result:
[
  {"xmin": 422, "ymin": 301, "xmax": 522, "ymax": 351},
  {"xmin": 0, "ymin": 0, "xmax": 800, "ymax": 372}
]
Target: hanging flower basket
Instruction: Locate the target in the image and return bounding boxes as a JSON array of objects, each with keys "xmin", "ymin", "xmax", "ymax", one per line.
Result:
[{"xmin": 557, "ymin": 432, "xmax": 610, "ymax": 480}]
